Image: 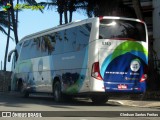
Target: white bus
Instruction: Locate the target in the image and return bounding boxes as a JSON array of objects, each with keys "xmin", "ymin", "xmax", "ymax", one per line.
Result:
[{"xmin": 8, "ymin": 16, "xmax": 148, "ymax": 104}]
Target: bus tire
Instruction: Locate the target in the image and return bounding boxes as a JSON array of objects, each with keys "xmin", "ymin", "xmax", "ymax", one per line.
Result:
[
  {"xmin": 18, "ymin": 80, "xmax": 29, "ymax": 98},
  {"xmin": 22, "ymin": 90, "xmax": 29, "ymax": 98},
  {"xmin": 91, "ymin": 95, "xmax": 109, "ymax": 104},
  {"xmin": 53, "ymin": 81, "xmax": 63, "ymax": 102}
]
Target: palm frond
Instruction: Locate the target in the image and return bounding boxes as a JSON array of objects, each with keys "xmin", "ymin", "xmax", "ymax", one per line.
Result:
[
  {"xmin": 19, "ymin": 0, "xmax": 44, "ymax": 12},
  {"xmin": 0, "ymin": 10, "xmax": 14, "ymax": 40},
  {"xmin": 38, "ymin": 2, "xmax": 57, "ymax": 10},
  {"xmin": 0, "ymin": 26, "xmax": 8, "ymax": 35},
  {"xmin": 0, "ymin": 12, "xmax": 9, "ymax": 28}
]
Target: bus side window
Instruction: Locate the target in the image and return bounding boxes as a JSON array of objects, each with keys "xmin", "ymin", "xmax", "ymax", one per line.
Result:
[
  {"xmin": 64, "ymin": 27, "xmax": 77, "ymax": 52},
  {"xmin": 12, "ymin": 53, "xmax": 16, "ymax": 69},
  {"xmin": 30, "ymin": 38, "xmax": 41, "ymax": 58},
  {"xmin": 15, "ymin": 43, "xmax": 21, "ymax": 61},
  {"xmin": 53, "ymin": 31, "xmax": 64, "ymax": 54},
  {"xmin": 19, "ymin": 40, "xmax": 31, "ymax": 60},
  {"xmin": 11, "ymin": 51, "xmax": 18, "ymax": 69},
  {"xmin": 15, "ymin": 50, "xmax": 18, "ymax": 62},
  {"xmin": 41, "ymin": 34, "xmax": 55, "ymax": 56},
  {"xmin": 76, "ymin": 23, "xmax": 91, "ymax": 51}
]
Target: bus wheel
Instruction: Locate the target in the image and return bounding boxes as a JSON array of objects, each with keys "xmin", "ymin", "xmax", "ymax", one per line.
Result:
[
  {"xmin": 22, "ymin": 91, "xmax": 29, "ymax": 98},
  {"xmin": 53, "ymin": 81, "xmax": 63, "ymax": 102},
  {"xmin": 18, "ymin": 80, "xmax": 29, "ymax": 98},
  {"xmin": 91, "ymin": 95, "xmax": 109, "ymax": 104}
]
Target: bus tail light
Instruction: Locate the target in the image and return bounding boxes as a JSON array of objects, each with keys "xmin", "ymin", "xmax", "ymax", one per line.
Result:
[
  {"xmin": 99, "ymin": 16, "xmax": 104, "ymax": 21},
  {"xmin": 91, "ymin": 62, "xmax": 103, "ymax": 80},
  {"xmin": 140, "ymin": 66, "xmax": 148, "ymax": 82},
  {"xmin": 140, "ymin": 74, "xmax": 147, "ymax": 82}
]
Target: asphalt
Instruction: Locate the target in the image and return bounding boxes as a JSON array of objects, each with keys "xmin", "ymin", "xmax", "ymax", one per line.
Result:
[{"xmin": 0, "ymin": 92, "xmax": 160, "ymax": 109}]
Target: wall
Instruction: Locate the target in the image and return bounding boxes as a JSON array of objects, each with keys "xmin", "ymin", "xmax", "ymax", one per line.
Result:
[
  {"xmin": 0, "ymin": 71, "xmax": 11, "ymax": 92},
  {"xmin": 153, "ymin": 0, "xmax": 160, "ymax": 58}
]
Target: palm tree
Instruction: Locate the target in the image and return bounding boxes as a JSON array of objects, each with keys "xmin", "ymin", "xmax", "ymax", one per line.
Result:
[
  {"xmin": 63, "ymin": 0, "xmax": 83, "ymax": 24},
  {"xmin": 4, "ymin": 10, "xmax": 11, "ymax": 71},
  {"xmin": 0, "ymin": 1, "xmax": 12, "ymax": 71},
  {"xmin": 8, "ymin": 0, "xmax": 39, "ymax": 44},
  {"xmin": 39, "ymin": 0, "xmax": 64, "ymax": 25},
  {"xmin": 1, "ymin": 0, "xmax": 38, "ymax": 71},
  {"xmin": 39, "ymin": 0, "xmax": 82, "ymax": 25},
  {"xmin": 39, "ymin": 0, "xmax": 64, "ymax": 24},
  {"xmin": 0, "ymin": 11, "xmax": 9, "ymax": 36},
  {"xmin": 68, "ymin": 0, "xmax": 76, "ymax": 22},
  {"xmin": 83, "ymin": 0, "xmax": 136, "ymax": 18},
  {"xmin": 8, "ymin": 0, "xmax": 19, "ymax": 44},
  {"xmin": 57, "ymin": 0, "xmax": 65, "ymax": 24}
]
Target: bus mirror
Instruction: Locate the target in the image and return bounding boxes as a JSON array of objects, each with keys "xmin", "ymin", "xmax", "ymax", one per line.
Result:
[{"xmin": 8, "ymin": 49, "xmax": 15, "ymax": 62}]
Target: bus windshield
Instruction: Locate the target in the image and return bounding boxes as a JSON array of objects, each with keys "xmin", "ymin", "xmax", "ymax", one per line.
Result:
[{"xmin": 99, "ymin": 19, "xmax": 146, "ymax": 41}]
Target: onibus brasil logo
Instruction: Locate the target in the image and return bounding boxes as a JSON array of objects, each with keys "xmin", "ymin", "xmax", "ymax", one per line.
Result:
[{"xmin": 0, "ymin": 0, "xmax": 44, "ymax": 11}]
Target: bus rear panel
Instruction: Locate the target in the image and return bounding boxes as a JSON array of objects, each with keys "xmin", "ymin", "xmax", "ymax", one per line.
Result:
[{"xmin": 91, "ymin": 17, "xmax": 148, "ymax": 94}]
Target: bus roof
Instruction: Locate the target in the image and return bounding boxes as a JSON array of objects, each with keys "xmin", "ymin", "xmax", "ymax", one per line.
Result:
[{"xmin": 19, "ymin": 19, "xmax": 90, "ymax": 43}]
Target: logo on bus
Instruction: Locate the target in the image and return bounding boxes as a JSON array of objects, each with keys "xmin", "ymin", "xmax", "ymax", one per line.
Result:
[{"xmin": 130, "ymin": 59, "xmax": 140, "ymax": 72}]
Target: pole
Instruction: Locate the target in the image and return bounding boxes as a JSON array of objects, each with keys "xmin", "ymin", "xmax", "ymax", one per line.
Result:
[
  {"xmin": 132, "ymin": 0, "xmax": 144, "ymax": 20},
  {"xmin": 1, "ymin": 61, "xmax": 2, "ymax": 70}
]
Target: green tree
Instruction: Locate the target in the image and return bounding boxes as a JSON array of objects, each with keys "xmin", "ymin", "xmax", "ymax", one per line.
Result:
[
  {"xmin": 1, "ymin": 0, "xmax": 38, "ymax": 71},
  {"xmin": 0, "ymin": 11, "xmax": 9, "ymax": 36},
  {"xmin": 8, "ymin": 0, "xmax": 18, "ymax": 44},
  {"xmin": 3, "ymin": 10, "xmax": 11, "ymax": 71},
  {"xmin": 0, "ymin": 1, "xmax": 12, "ymax": 71},
  {"xmin": 39, "ymin": 0, "xmax": 65, "ymax": 25},
  {"xmin": 68, "ymin": 0, "xmax": 76, "ymax": 22},
  {"xmin": 9, "ymin": 0, "xmax": 39, "ymax": 44},
  {"xmin": 84, "ymin": 0, "xmax": 136, "ymax": 18},
  {"xmin": 39, "ymin": 0, "xmax": 82, "ymax": 25}
]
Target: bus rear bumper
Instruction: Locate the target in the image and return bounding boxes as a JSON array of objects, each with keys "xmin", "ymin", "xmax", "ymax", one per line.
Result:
[{"xmin": 104, "ymin": 82, "xmax": 146, "ymax": 93}]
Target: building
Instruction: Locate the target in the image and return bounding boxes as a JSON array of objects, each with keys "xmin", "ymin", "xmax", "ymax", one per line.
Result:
[
  {"xmin": 153, "ymin": 0, "xmax": 160, "ymax": 59},
  {"xmin": 123, "ymin": 0, "xmax": 153, "ymax": 39},
  {"xmin": 123, "ymin": 0, "xmax": 160, "ymax": 90}
]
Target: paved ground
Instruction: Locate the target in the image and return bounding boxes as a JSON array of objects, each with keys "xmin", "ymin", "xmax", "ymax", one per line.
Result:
[
  {"xmin": 0, "ymin": 92, "xmax": 159, "ymax": 120},
  {"xmin": 0, "ymin": 92, "xmax": 160, "ymax": 109}
]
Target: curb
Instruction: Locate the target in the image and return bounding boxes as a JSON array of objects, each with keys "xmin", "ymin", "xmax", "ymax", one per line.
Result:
[{"xmin": 109, "ymin": 100, "xmax": 160, "ymax": 109}]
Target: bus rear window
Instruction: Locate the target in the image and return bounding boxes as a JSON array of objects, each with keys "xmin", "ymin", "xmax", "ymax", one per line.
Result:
[{"xmin": 99, "ymin": 19, "xmax": 146, "ymax": 41}]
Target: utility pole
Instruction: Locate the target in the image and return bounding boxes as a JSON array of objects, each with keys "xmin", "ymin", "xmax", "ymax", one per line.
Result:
[{"xmin": 132, "ymin": 0, "xmax": 144, "ymax": 20}]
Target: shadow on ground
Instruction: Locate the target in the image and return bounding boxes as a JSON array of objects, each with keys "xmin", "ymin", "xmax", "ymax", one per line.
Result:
[{"xmin": 0, "ymin": 92, "xmax": 122, "ymax": 108}]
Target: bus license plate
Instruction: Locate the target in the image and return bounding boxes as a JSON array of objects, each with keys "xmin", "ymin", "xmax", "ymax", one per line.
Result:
[{"xmin": 118, "ymin": 84, "xmax": 127, "ymax": 89}]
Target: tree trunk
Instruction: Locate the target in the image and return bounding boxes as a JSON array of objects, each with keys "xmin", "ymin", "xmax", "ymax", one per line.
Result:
[
  {"xmin": 68, "ymin": 0, "xmax": 75, "ymax": 23},
  {"xmin": 57, "ymin": 0, "xmax": 63, "ymax": 25},
  {"xmin": 64, "ymin": 6, "xmax": 68, "ymax": 24},
  {"xmin": 16, "ymin": 0, "xmax": 19, "ymax": 27},
  {"xmin": 4, "ymin": 10, "xmax": 11, "ymax": 71},
  {"xmin": 64, "ymin": 0, "xmax": 68, "ymax": 24},
  {"xmin": 59, "ymin": 12, "xmax": 63, "ymax": 25},
  {"xmin": 9, "ymin": 0, "xmax": 19, "ymax": 44},
  {"xmin": 69, "ymin": 11, "xmax": 73, "ymax": 23}
]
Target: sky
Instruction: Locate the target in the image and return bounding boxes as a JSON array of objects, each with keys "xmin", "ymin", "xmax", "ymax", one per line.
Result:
[{"xmin": 0, "ymin": 0, "xmax": 87, "ymax": 71}]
